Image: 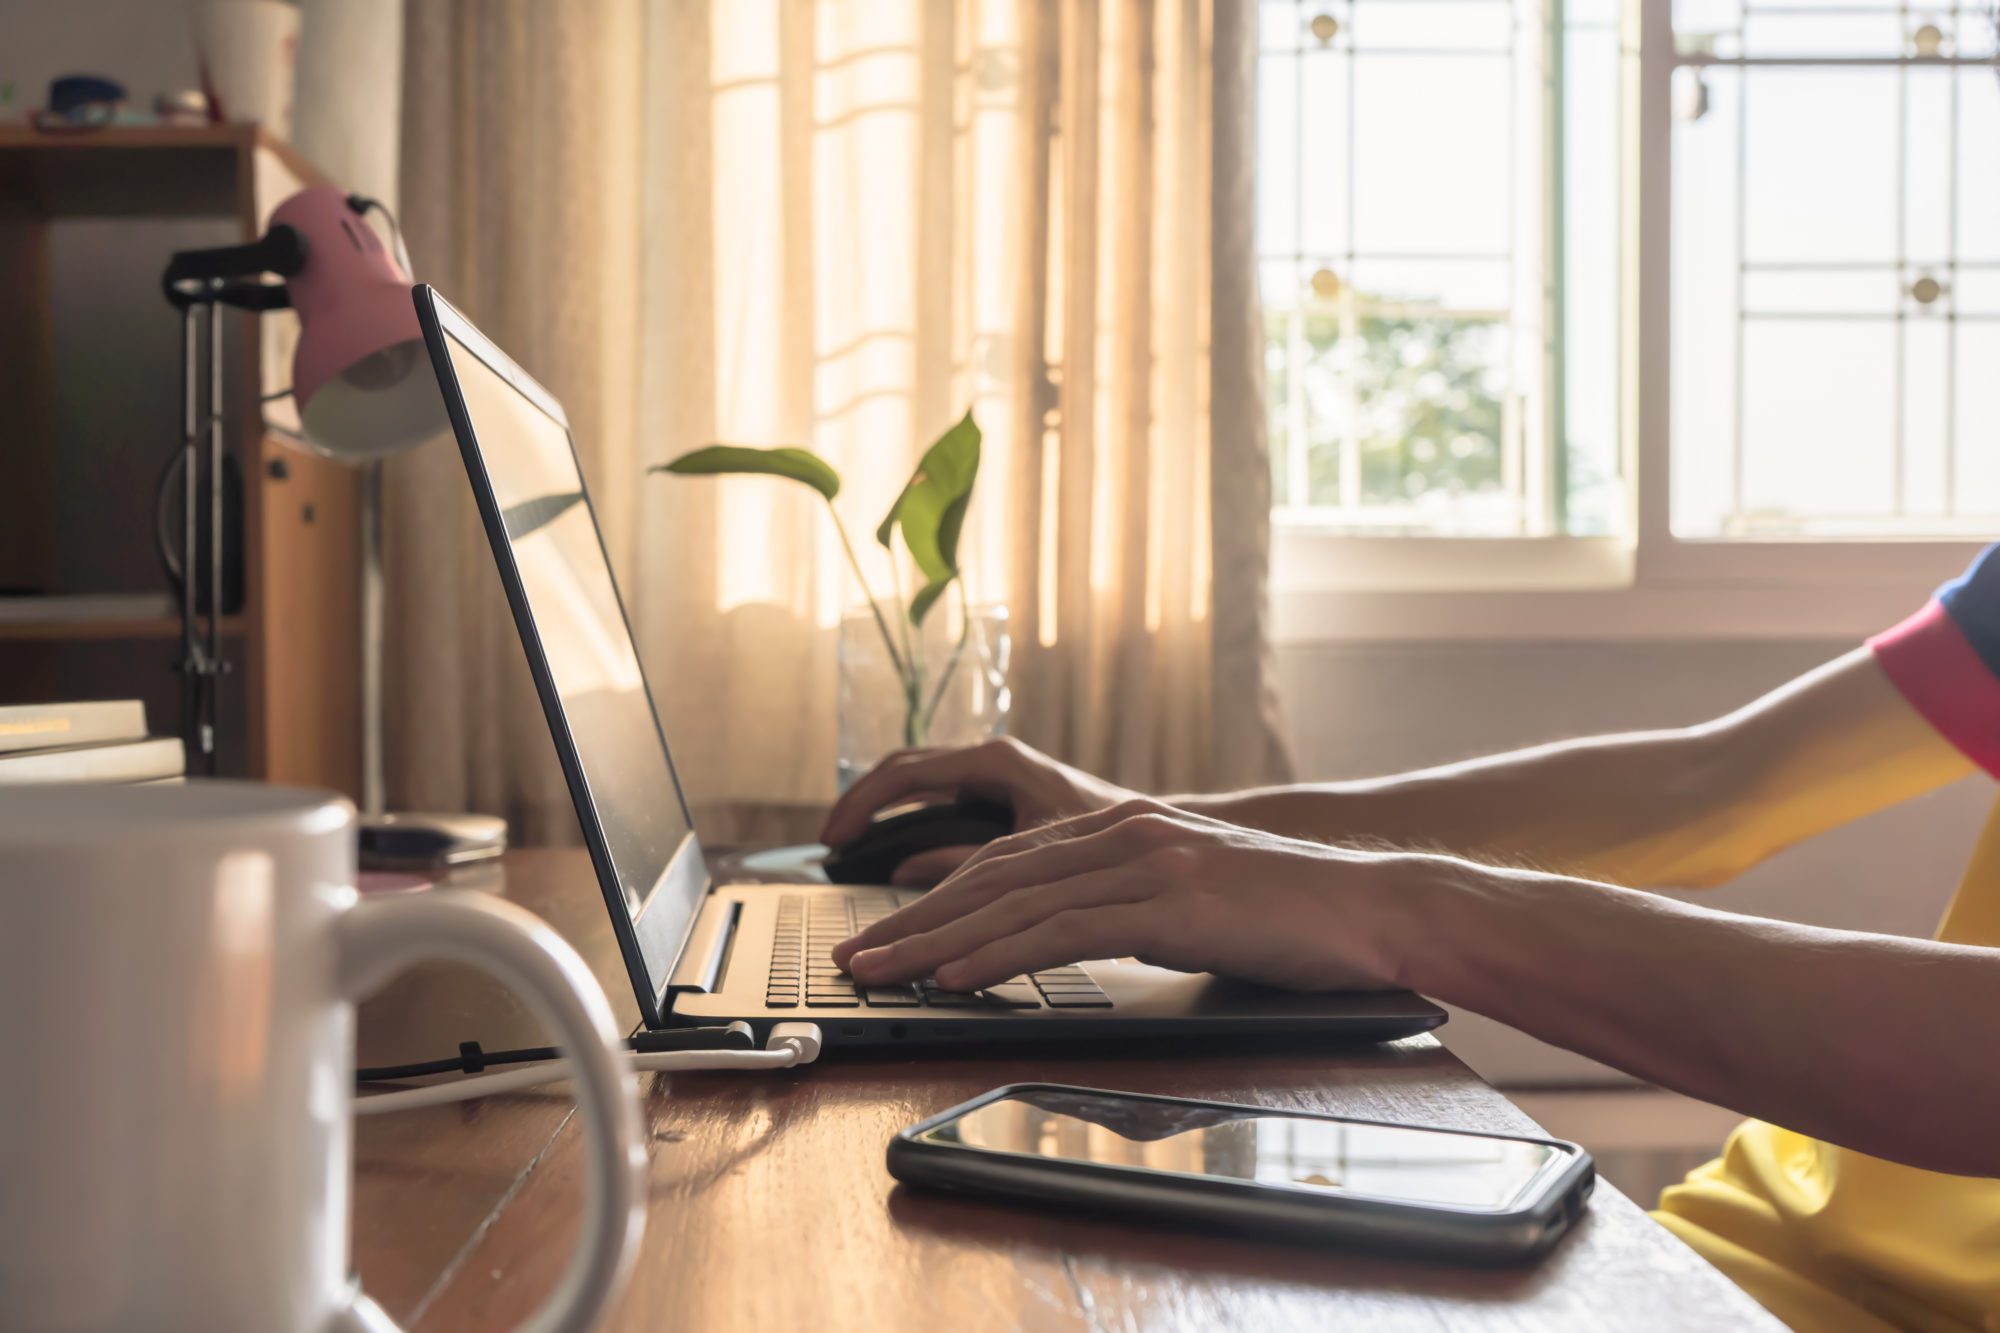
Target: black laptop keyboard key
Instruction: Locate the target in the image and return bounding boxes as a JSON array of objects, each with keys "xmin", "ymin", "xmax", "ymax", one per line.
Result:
[
  {"xmin": 771, "ymin": 894, "xmax": 1115, "ymax": 1012},
  {"xmin": 975, "ymin": 984, "xmax": 1041, "ymax": 1009},
  {"xmin": 918, "ymin": 989, "xmax": 983, "ymax": 1007},
  {"xmin": 1042, "ymin": 992, "xmax": 1114, "ymax": 1008}
]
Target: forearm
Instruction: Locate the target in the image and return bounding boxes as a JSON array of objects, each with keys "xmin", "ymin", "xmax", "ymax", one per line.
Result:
[
  {"xmin": 1177, "ymin": 728, "xmax": 1728, "ymax": 886},
  {"xmin": 1178, "ymin": 649, "xmax": 1971, "ymax": 889},
  {"xmin": 1373, "ymin": 856, "xmax": 2000, "ymax": 1178}
]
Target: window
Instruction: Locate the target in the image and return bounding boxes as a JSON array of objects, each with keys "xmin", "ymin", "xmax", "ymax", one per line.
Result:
[
  {"xmin": 1260, "ymin": 0, "xmax": 2000, "ymax": 591},
  {"xmin": 1258, "ymin": 0, "xmax": 1624, "ymax": 538},
  {"xmin": 1670, "ymin": 0, "xmax": 2000, "ymax": 537}
]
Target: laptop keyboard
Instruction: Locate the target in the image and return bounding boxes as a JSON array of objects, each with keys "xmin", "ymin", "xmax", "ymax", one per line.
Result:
[{"xmin": 764, "ymin": 892, "xmax": 1113, "ymax": 1011}]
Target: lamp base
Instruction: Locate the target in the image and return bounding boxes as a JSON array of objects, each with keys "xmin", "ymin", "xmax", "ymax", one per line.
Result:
[{"xmin": 358, "ymin": 811, "xmax": 508, "ymax": 873}]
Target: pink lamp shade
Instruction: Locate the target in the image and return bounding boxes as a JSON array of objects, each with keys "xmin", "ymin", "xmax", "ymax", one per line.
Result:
[{"xmin": 270, "ymin": 186, "xmax": 441, "ymax": 460}]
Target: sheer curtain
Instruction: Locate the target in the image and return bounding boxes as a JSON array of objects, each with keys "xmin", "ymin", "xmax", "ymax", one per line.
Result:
[{"xmin": 389, "ymin": 0, "xmax": 1289, "ymax": 844}]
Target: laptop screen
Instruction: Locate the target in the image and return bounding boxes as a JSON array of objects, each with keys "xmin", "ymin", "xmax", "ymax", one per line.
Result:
[{"xmin": 434, "ymin": 310, "xmax": 705, "ymax": 1006}]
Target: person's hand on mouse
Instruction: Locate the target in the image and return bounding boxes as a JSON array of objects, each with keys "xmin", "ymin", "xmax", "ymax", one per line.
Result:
[
  {"xmin": 831, "ymin": 798, "xmax": 1416, "ymax": 993},
  {"xmin": 819, "ymin": 737, "xmax": 1140, "ymax": 886}
]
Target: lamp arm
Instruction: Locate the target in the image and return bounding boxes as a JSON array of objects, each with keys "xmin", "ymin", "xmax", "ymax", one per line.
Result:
[{"xmin": 162, "ymin": 224, "xmax": 309, "ymax": 310}]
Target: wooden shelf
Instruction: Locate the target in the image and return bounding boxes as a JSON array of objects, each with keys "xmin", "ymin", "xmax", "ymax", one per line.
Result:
[
  {"xmin": 0, "ymin": 123, "xmax": 359, "ymax": 796},
  {"xmin": 0, "ymin": 123, "xmax": 326, "ymax": 216},
  {"xmin": 0, "ymin": 616, "xmax": 246, "ymax": 643}
]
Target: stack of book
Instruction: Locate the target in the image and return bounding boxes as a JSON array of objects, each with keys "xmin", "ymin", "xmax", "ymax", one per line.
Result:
[{"xmin": 0, "ymin": 701, "xmax": 186, "ymax": 785}]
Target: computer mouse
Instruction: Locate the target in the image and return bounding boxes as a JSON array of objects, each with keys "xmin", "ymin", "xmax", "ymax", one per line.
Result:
[{"xmin": 821, "ymin": 797, "xmax": 1016, "ymax": 885}]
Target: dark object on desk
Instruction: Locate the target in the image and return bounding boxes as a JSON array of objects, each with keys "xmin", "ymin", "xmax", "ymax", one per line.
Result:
[
  {"xmin": 821, "ymin": 797, "xmax": 1015, "ymax": 885},
  {"xmin": 358, "ymin": 812, "xmax": 508, "ymax": 872},
  {"xmin": 890, "ymin": 1084, "xmax": 1596, "ymax": 1265},
  {"xmin": 32, "ymin": 75, "xmax": 127, "ymax": 131}
]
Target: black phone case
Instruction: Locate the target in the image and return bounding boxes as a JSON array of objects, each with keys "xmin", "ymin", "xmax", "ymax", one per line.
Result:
[{"xmin": 887, "ymin": 1083, "xmax": 1596, "ymax": 1263}]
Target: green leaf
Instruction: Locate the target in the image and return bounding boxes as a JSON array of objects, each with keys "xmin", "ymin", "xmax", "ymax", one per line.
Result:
[
  {"xmin": 875, "ymin": 410, "xmax": 980, "ymax": 624},
  {"xmin": 650, "ymin": 445, "xmax": 841, "ymax": 501}
]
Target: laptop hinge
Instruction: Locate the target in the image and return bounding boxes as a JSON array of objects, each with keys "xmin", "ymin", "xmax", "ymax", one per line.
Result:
[{"xmin": 666, "ymin": 898, "xmax": 740, "ymax": 996}]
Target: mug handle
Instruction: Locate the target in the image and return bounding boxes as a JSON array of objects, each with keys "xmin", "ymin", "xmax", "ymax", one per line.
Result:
[{"xmin": 327, "ymin": 889, "xmax": 647, "ymax": 1333}]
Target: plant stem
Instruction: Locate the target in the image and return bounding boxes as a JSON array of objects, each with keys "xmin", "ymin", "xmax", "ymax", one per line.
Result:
[
  {"xmin": 919, "ymin": 579, "xmax": 975, "ymax": 735},
  {"xmin": 886, "ymin": 546, "xmax": 921, "ymax": 690},
  {"xmin": 828, "ymin": 505, "xmax": 910, "ymax": 682}
]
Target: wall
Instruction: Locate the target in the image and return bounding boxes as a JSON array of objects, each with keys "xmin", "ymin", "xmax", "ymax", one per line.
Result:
[
  {"xmin": 1275, "ymin": 638, "xmax": 1992, "ymax": 1085},
  {"xmin": 0, "ymin": 1, "xmax": 400, "ymax": 204}
]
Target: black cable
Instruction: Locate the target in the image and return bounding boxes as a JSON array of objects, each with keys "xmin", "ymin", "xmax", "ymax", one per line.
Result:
[{"xmin": 356, "ymin": 1022, "xmax": 756, "ymax": 1084}]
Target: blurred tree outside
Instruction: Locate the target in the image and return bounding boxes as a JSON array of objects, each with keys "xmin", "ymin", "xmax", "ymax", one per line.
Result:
[{"xmin": 1267, "ymin": 299, "xmax": 1510, "ymax": 523}]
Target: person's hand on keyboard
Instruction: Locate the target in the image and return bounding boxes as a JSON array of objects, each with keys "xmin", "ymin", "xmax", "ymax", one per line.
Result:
[
  {"xmin": 831, "ymin": 799, "xmax": 1413, "ymax": 994},
  {"xmin": 819, "ymin": 737, "xmax": 1142, "ymax": 886}
]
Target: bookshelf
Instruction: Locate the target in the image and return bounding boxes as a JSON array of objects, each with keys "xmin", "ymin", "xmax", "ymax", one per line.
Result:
[{"xmin": 0, "ymin": 125, "xmax": 361, "ymax": 795}]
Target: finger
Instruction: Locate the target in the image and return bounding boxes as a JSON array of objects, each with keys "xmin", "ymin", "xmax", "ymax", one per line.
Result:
[
  {"xmin": 846, "ymin": 870, "xmax": 1152, "ymax": 985},
  {"xmin": 933, "ymin": 902, "xmax": 1162, "ymax": 992},
  {"xmin": 832, "ymin": 819, "xmax": 1160, "ymax": 967},
  {"xmin": 941, "ymin": 797, "xmax": 1172, "ymax": 881},
  {"xmin": 889, "ymin": 845, "xmax": 980, "ymax": 888},
  {"xmin": 820, "ymin": 746, "xmax": 1013, "ymax": 846},
  {"xmin": 818, "ymin": 748, "xmax": 940, "ymax": 843}
]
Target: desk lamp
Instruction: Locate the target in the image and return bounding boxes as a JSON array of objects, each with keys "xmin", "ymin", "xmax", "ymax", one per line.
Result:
[{"xmin": 163, "ymin": 186, "xmax": 505, "ymax": 870}]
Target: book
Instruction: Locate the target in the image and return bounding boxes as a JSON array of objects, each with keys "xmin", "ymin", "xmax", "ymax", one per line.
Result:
[
  {"xmin": 0, "ymin": 700, "xmax": 149, "ymax": 755},
  {"xmin": 0, "ymin": 737, "xmax": 186, "ymax": 786}
]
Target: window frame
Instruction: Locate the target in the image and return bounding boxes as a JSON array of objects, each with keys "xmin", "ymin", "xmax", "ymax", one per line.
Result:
[{"xmin": 1270, "ymin": 0, "xmax": 1994, "ymax": 644}]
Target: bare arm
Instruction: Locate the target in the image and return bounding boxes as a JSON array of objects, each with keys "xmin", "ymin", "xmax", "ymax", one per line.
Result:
[
  {"xmin": 1178, "ymin": 648, "xmax": 1974, "ymax": 888},
  {"xmin": 1386, "ymin": 857, "xmax": 2000, "ymax": 1177},
  {"xmin": 837, "ymin": 803, "xmax": 2000, "ymax": 1178}
]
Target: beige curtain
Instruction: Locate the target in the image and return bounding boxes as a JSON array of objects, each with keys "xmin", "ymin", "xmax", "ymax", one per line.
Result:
[{"xmin": 389, "ymin": 0, "xmax": 1289, "ymax": 844}]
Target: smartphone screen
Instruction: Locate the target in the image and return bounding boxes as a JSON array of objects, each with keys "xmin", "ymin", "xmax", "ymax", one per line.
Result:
[{"xmin": 914, "ymin": 1088, "xmax": 1567, "ymax": 1212}]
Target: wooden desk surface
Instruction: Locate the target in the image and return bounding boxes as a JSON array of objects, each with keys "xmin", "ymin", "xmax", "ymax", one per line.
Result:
[{"xmin": 353, "ymin": 849, "xmax": 1780, "ymax": 1331}]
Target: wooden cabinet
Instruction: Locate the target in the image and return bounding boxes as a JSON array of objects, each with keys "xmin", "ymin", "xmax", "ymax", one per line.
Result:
[{"xmin": 0, "ymin": 125, "xmax": 360, "ymax": 796}]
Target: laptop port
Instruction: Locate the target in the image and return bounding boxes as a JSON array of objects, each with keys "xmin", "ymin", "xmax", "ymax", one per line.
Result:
[
  {"xmin": 889, "ymin": 1024, "xmax": 907, "ymax": 1039},
  {"xmin": 839, "ymin": 1025, "xmax": 864, "ymax": 1037}
]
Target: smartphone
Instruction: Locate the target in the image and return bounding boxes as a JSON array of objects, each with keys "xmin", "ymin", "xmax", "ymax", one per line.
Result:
[{"xmin": 888, "ymin": 1083, "xmax": 1594, "ymax": 1262}]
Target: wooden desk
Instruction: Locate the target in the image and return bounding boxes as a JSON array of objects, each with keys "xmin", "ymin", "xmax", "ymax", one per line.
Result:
[{"xmin": 353, "ymin": 849, "xmax": 1780, "ymax": 1331}]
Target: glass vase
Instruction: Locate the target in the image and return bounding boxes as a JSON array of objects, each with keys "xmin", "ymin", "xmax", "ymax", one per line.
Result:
[{"xmin": 838, "ymin": 601, "xmax": 1010, "ymax": 792}]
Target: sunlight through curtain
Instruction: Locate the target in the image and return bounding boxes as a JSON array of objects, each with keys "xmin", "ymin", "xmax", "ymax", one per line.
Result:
[{"xmin": 390, "ymin": 0, "xmax": 1289, "ymax": 843}]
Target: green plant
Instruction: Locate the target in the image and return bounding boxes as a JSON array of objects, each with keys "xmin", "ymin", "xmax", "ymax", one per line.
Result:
[{"xmin": 650, "ymin": 409, "xmax": 982, "ymax": 747}]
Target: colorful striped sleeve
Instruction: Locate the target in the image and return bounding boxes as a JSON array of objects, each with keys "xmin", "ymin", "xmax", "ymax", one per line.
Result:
[{"xmin": 1867, "ymin": 544, "xmax": 2000, "ymax": 779}]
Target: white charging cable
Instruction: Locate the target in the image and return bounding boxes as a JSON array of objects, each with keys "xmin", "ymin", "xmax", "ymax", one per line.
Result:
[{"xmin": 355, "ymin": 1022, "xmax": 823, "ymax": 1116}]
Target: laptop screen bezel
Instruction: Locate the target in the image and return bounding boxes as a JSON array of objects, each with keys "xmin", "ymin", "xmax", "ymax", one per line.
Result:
[{"xmin": 414, "ymin": 284, "xmax": 706, "ymax": 1029}]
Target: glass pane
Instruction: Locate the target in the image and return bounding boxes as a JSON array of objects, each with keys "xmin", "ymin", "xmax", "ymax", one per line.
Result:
[
  {"xmin": 1258, "ymin": 56, "xmax": 1302, "ymax": 257},
  {"xmin": 1954, "ymin": 322, "xmax": 2000, "ymax": 513},
  {"xmin": 1742, "ymin": 68, "xmax": 1900, "ymax": 265},
  {"xmin": 1298, "ymin": 51, "xmax": 1351, "ymax": 259},
  {"xmin": 1740, "ymin": 267, "xmax": 1904, "ymax": 314},
  {"xmin": 1349, "ymin": 257, "xmax": 1512, "ymax": 312},
  {"xmin": 1961, "ymin": 69, "xmax": 2000, "ymax": 264},
  {"xmin": 1352, "ymin": 55, "xmax": 1514, "ymax": 255},
  {"xmin": 1261, "ymin": 0, "xmax": 1312, "ymax": 53},
  {"xmin": 1564, "ymin": 25, "xmax": 1623, "ymax": 535},
  {"xmin": 1906, "ymin": 66, "xmax": 1955, "ymax": 266},
  {"xmin": 1672, "ymin": 66, "xmax": 1742, "ymax": 537},
  {"xmin": 1740, "ymin": 12, "xmax": 1906, "ymax": 57},
  {"xmin": 1957, "ymin": 267, "xmax": 2000, "ymax": 315},
  {"xmin": 1903, "ymin": 317, "xmax": 1950, "ymax": 517},
  {"xmin": 1350, "ymin": 1, "xmax": 1515, "ymax": 51},
  {"xmin": 1738, "ymin": 319, "xmax": 1899, "ymax": 527}
]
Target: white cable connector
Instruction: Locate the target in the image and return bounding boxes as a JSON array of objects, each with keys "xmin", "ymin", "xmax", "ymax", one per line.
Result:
[{"xmin": 355, "ymin": 1023, "xmax": 823, "ymax": 1116}]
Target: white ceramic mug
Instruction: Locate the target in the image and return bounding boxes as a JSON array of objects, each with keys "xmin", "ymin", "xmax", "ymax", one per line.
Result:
[
  {"xmin": 0, "ymin": 783, "xmax": 645, "ymax": 1332},
  {"xmin": 194, "ymin": 0, "xmax": 302, "ymax": 137}
]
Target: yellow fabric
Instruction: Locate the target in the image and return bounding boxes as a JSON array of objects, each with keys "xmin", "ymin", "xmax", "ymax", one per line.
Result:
[{"xmin": 1654, "ymin": 800, "xmax": 2000, "ymax": 1331}]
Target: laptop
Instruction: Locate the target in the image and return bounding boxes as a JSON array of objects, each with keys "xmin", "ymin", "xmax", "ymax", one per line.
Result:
[{"xmin": 413, "ymin": 285, "xmax": 1446, "ymax": 1051}]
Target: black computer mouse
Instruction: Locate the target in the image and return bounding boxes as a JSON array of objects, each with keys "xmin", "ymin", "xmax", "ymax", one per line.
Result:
[{"xmin": 821, "ymin": 797, "xmax": 1016, "ymax": 885}]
